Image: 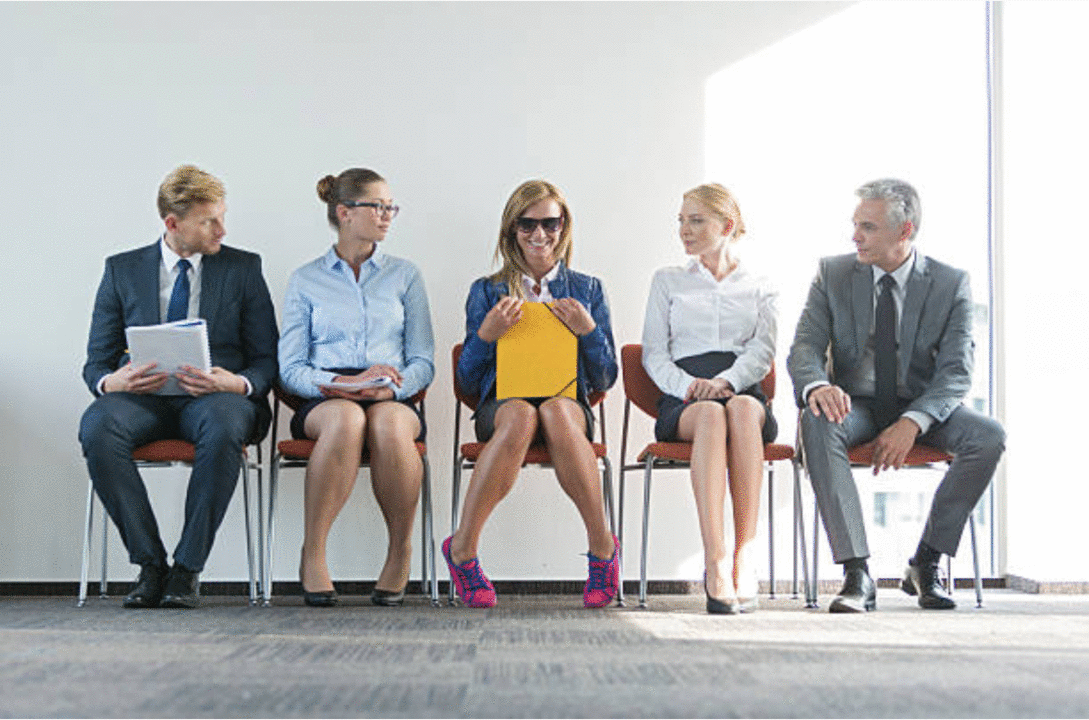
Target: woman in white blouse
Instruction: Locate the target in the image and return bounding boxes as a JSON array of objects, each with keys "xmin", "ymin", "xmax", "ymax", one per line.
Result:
[{"xmin": 641, "ymin": 183, "xmax": 778, "ymax": 614}]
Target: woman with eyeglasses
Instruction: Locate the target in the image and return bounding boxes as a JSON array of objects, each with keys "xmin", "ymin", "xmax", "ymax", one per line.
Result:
[
  {"xmin": 443, "ymin": 179, "xmax": 618, "ymax": 609},
  {"xmin": 279, "ymin": 168, "xmax": 435, "ymax": 607},
  {"xmin": 641, "ymin": 183, "xmax": 778, "ymax": 614}
]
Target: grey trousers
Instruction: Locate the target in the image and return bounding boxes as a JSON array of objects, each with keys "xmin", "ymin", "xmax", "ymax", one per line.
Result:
[{"xmin": 800, "ymin": 399, "xmax": 1005, "ymax": 563}]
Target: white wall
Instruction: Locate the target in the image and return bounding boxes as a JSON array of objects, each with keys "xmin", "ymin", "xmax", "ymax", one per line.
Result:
[
  {"xmin": 0, "ymin": 1, "xmax": 849, "ymax": 582},
  {"xmin": 999, "ymin": 1, "xmax": 1089, "ymax": 583}
]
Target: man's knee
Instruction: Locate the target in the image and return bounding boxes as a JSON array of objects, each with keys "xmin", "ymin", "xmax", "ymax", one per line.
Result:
[
  {"xmin": 79, "ymin": 396, "xmax": 132, "ymax": 455},
  {"xmin": 800, "ymin": 408, "xmax": 844, "ymax": 445},
  {"xmin": 191, "ymin": 394, "xmax": 256, "ymax": 447}
]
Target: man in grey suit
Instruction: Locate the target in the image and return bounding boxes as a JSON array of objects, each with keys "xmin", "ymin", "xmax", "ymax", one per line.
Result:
[
  {"xmin": 788, "ymin": 179, "xmax": 1004, "ymax": 612},
  {"xmin": 79, "ymin": 165, "xmax": 278, "ymax": 609}
]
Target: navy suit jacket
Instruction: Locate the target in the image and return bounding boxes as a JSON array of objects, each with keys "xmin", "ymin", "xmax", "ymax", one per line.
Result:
[{"xmin": 82, "ymin": 240, "xmax": 279, "ymax": 432}]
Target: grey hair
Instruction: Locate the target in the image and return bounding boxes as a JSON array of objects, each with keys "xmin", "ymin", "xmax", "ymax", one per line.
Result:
[{"xmin": 856, "ymin": 178, "xmax": 921, "ymax": 240}]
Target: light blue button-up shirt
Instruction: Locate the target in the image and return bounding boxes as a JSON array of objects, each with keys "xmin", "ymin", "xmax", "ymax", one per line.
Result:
[{"xmin": 279, "ymin": 245, "xmax": 435, "ymax": 400}]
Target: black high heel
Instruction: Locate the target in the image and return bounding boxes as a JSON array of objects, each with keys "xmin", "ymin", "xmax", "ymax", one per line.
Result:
[
  {"xmin": 371, "ymin": 587, "xmax": 406, "ymax": 607},
  {"xmin": 704, "ymin": 572, "xmax": 740, "ymax": 615},
  {"xmin": 303, "ymin": 588, "xmax": 339, "ymax": 607}
]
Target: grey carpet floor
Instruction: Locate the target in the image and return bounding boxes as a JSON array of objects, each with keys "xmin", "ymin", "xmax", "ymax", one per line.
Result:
[{"xmin": 2, "ymin": 589, "xmax": 1088, "ymax": 718}]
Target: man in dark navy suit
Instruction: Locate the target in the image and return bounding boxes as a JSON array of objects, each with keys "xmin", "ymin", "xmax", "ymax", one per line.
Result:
[{"xmin": 79, "ymin": 165, "xmax": 278, "ymax": 608}]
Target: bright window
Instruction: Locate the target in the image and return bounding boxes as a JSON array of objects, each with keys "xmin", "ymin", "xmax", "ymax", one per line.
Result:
[{"xmin": 706, "ymin": 1, "xmax": 994, "ymax": 578}]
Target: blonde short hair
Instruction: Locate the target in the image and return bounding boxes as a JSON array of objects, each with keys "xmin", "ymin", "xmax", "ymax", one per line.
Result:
[
  {"xmin": 683, "ymin": 182, "xmax": 746, "ymax": 240},
  {"xmin": 157, "ymin": 165, "xmax": 225, "ymax": 219},
  {"xmin": 491, "ymin": 180, "xmax": 574, "ymax": 299}
]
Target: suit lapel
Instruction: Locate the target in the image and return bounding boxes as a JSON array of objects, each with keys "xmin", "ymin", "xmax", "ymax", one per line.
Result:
[
  {"xmin": 851, "ymin": 262, "xmax": 872, "ymax": 357},
  {"xmin": 199, "ymin": 252, "xmax": 223, "ymax": 326},
  {"xmin": 899, "ymin": 254, "xmax": 931, "ymax": 382},
  {"xmin": 137, "ymin": 242, "xmax": 164, "ymax": 325}
]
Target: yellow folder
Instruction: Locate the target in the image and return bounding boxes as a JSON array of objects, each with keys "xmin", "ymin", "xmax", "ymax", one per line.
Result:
[{"xmin": 496, "ymin": 302, "xmax": 578, "ymax": 400}]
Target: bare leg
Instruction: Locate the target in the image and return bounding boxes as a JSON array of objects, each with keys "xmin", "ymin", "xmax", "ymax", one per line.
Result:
[
  {"xmin": 365, "ymin": 401, "xmax": 423, "ymax": 592},
  {"xmin": 538, "ymin": 398, "xmax": 614, "ymax": 559},
  {"xmin": 677, "ymin": 401, "xmax": 732, "ymax": 600},
  {"xmin": 300, "ymin": 400, "xmax": 366, "ymax": 593},
  {"xmin": 724, "ymin": 395, "xmax": 766, "ymax": 597},
  {"xmin": 449, "ymin": 400, "xmax": 537, "ymax": 565}
]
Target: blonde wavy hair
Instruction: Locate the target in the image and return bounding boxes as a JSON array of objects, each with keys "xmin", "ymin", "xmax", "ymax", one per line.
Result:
[
  {"xmin": 491, "ymin": 179, "xmax": 574, "ymax": 299},
  {"xmin": 683, "ymin": 182, "xmax": 746, "ymax": 241}
]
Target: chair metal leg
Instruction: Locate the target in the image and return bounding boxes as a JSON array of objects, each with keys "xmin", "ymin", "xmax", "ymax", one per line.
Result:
[
  {"xmin": 448, "ymin": 457, "xmax": 464, "ymax": 605},
  {"xmin": 263, "ymin": 453, "xmax": 280, "ymax": 606},
  {"xmin": 793, "ymin": 460, "xmax": 813, "ymax": 605},
  {"xmin": 767, "ymin": 465, "xmax": 775, "ymax": 599},
  {"xmin": 617, "ymin": 464, "xmax": 627, "ymax": 607},
  {"xmin": 599, "ymin": 456, "xmax": 622, "ymax": 606},
  {"xmin": 639, "ymin": 458, "xmax": 653, "ymax": 608},
  {"xmin": 78, "ymin": 479, "xmax": 95, "ymax": 607},
  {"xmin": 242, "ymin": 460, "xmax": 257, "ymax": 605},
  {"xmin": 810, "ymin": 496, "xmax": 821, "ymax": 608},
  {"xmin": 256, "ymin": 455, "xmax": 266, "ymax": 602},
  {"xmin": 100, "ymin": 498, "xmax": 109, "ymax": 598},
  {"xmin": 421, "ymin": 455, "xmax": 439, "ymax": 606},
  {"xmin": 791, "ymin": 461, "xmax": 799, "ymax": 599},
  {"xmin": 969, "ymin": 513, "xmax": 983, "ymax": 608}
]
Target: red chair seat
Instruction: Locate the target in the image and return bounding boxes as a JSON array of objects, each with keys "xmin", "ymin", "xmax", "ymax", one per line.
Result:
[
  {"xmin": 278, "ymin": 439, "xmax": 427, "ymax": 462},
  {"xmin": 459, "ymin": 441, "xmax": 608, "ymax": 464},
  {"xmin": 638, "ymin": 441, "xmax": 796, "ymax": 464},
  {"xmin": 847, "ymin": 442, "xmax": 952, "ymax": 466},
  {"xmin": 132, "ymin": 439, "xmax": 196, "ymax": 463}
]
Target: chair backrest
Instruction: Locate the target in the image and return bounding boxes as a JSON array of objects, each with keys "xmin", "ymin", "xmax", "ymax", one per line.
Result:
[
  {"xmin": 621, "ymin": 343, "xmax": 775, "ymax": 419},
  {"xmin": 451, "ymin": 343, "xmax": 604, "ymax": 411}
]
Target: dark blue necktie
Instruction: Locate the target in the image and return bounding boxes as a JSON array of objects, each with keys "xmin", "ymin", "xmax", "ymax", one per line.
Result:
[
  {"xmin": 874, "ymin": 273, "xmax": 898, "ymax": 428},
  {"xmin": 166, "ymin": 258, "xmax": 191, "ymax": 322}
]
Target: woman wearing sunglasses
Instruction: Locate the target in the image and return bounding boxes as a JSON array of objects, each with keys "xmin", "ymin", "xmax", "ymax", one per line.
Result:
[
  {"xmin": 279, "ymin": 168, "xmax": 435, "ymax": 607},
  {"xmin": 641, "ymin": 183, "xmax": 778, "ymax": 614},
  {"xmin": 443, "ymin": 179, "xmax": 618, "ymax": 609}
]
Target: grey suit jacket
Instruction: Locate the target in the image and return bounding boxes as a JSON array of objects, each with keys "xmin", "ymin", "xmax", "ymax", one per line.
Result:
[
  {"xmin": 787, "ymin": 252, "xmax": 973, "ymax": 425},
  {"xmin": 82, "ymin": 241, "xmax": 279, "ymax": 408}
]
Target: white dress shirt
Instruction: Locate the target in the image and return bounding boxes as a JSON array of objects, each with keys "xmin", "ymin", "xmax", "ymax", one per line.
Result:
[
  {"xmin": 520, "ymin": 263, "xmax": 561, "ymax": 302},
  {"xmin": 641, "ymin": 258, "xmax": 777, "ymax": 399},
  {"xmin": 158, "ymin": 236, "xmax": 202, "ymax": 322}
]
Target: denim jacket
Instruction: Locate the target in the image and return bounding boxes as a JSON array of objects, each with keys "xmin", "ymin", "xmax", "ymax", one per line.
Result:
[{"xmin": 456, "ymin": 262, "xmax": 618, "ymax": 402}]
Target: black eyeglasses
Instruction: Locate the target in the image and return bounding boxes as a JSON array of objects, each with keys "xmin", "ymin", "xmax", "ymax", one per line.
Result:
[
  {"xmin": 343, "ymin": 201, "xmax": 400, "ymax": 218},
  {"xmin": 516, "ymin": 216, "xmax": 563, "ymax": 234}
]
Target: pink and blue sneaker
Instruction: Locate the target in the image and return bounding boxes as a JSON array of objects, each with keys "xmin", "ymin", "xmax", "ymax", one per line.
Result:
[
  {"xmin": 442, "ymin": 536, "xmax": 497, "ymax": 608},
  {"xmin": 584, "ymin": 534, "xmax": 620, "ymax": 608}
]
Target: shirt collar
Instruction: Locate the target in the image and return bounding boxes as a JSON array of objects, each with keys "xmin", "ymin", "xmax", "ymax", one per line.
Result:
[
  {"xmin": 160, "ymin": 236, "xmax": 202, "ymax": 273},
  {"xmin": 324, "ymin": 243, "xmax": 386, "ymax": 271},
  {"xmin": 521, "ymin": 262, "xmax": 561, "ymax": 292},
  {"xmin": 872, "ymin": 248, "xmax": 915, "ymax": 289},
  {"xmin": 686, "ymin": 256, "xmax": 744, "ymax": 282}
]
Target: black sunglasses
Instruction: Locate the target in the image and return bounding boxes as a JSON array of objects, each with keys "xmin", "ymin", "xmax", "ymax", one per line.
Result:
[{"xmin": 516, "ymin": 216, "xmax": 564, "ymax": 234}]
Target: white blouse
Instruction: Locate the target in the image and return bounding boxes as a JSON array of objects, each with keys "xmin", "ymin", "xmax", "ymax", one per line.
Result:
[{"xmin": 641, "ymin": 258, "xmax": 778, "ymax": 400}]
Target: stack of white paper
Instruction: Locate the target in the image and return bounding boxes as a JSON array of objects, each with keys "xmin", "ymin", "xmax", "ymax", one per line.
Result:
[{"xmin": 125, "ymin": 319, "xmax": 212, "ymax": 395}]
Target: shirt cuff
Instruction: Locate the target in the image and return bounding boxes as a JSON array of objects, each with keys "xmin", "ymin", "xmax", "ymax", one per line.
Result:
[
  {"xmin": 96, "ymin": 376, "xmax": 108, "ymax": 395},
  {"xmin": 901, "ymin": 410, "xmax": 934, "ymax": 436},
  {"xmin": 241, "ymin": 376, "xmax": 254, "ymax": 397},
  {"xmin": 802, "ymin": 380, "xmax": 830, "ymax": 403}
]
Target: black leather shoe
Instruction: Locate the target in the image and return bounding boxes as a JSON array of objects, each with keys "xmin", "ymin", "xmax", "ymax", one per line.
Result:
[
  {"xmin": 123, "ymin": 564, "xmax": 167, "ymax": 609},
  {"xmin": 160, "ymin": 566, "xmax": 201, "ymax": 608},
  {"xmin": 829, "ymin": 567, "xmax": 877, "ymax": 613},
  {"xmin": 902, "ymin": 562, "xmax": 956, "ymax": 610},
  {"xmin": 303, "ymin": 588, "xmax": 339, "ymax": 607},
  {"xmin": 371, "ymin": 587, "xmax": 406, "ymax": 607}
]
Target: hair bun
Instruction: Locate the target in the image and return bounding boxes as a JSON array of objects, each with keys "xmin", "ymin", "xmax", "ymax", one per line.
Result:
[{"xmin": 316, "ymin": 175, "xmax": 337, "ymax": 203}]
